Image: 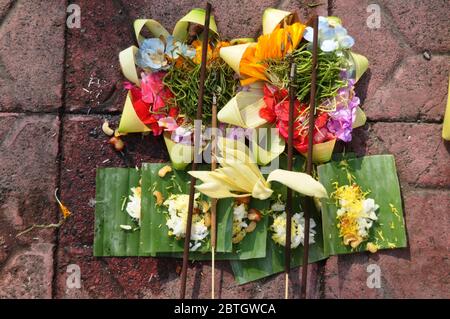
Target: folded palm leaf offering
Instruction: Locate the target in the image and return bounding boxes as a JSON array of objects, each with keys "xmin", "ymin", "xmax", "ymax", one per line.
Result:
[
  {"xmin": 318, "ymin": 154, "xmax": 407, "ymax": 256},
  {"xmin": 94, "ymin": 7, "xmax": 408, "ymax": 286}
]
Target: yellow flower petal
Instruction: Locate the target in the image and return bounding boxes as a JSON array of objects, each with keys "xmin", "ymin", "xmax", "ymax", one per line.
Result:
[{"xmin": 54, "ymin": 189, "xmax": 71, "ymax": 219}]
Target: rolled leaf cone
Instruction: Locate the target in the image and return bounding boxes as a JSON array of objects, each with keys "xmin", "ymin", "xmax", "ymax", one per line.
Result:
[
  {"xmin": 442, "ymin": 75, "xmax": 450, "ymax": 140},
  {"xmin": 300, "ymin": 139, "xmax": 336, "ymax": 164},
  {"xmin": 353, "ymin": 106, "xmax": 367, "ymax": 128},
  {"xmin": 118, "ymin": 92, "xmax": 151, "ymax": 133},
  {"xmin": 217, "ymin": 87, "xmax": 266, "ymax": 128},
  {"xmin": 133, "ymin": 19, "xmax": 170, "ymax": 44},
  {"xmin": 267, "ymin": 169, "xmax": 328, "ymax": 199},
  {"xmin": 119, "ymin": 46, "xmax": 140, "ymax": 86},
  {"xmin": 163, "ymin": 132, "xmax": 194, "ymax": 170},
  {"xmin": 172, "ymin": 8, "xmax": 218, "ymax": 42},
  {"xmin": 219, "ymin": 43, "xmax": 255, "ymax": 75},
  {"xmin": 250, "ymin": 126, "xmax": 286, "ymax": 166},
  {"xmin": 349, "ymin": 52, "xmax": 369, "ymax": 83},
  {"xmin": 230, "ymin": 38, "xmax": 256, "ymax": 45},
  {"xmin": 262, "ymin": 8, "xmax": 292, "ymax": 34}
]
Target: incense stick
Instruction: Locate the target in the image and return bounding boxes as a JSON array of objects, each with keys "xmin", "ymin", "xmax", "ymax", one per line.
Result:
[
  {"xmin": 179, "ymin": 2, "xmax": 212, "ymax": 299},
  {"xmin": 210, "ymin": 93, "xmax": 218, "ymax": 299},
  {"xmin": 284, "ymin": 58, "xmax": 296, "ymax": 299},
  {"xmin": 300, "ymin": 14, "xmax": 319, "ymax": 300}
]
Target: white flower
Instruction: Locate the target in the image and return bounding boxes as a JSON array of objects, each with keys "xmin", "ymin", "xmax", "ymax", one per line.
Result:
[
  {"xmin": 362, "ymin": 198, "xmax": 379, "ymax": 220},
  {"xmin": 126, "ymin": 187, "xmax": 141, "ymax": 221},
  {"xmin": 271, "ymin": 211, "xmax": 316, "ymax": 248},
  {"xmin": 163, "ymin": 193, "xmax": 209, "ymax": 250},
  {"xmin": 271, "ymin": 202, "xmax": 286, "ymax": 212},
  {"xmin": 356, "ymin": 198, "xmax": 379, "ymax": 238},
  {"xmin": 232, "ymin": 203, "xmax": 249, "ymax": 243},
  {"xmin": 190, "ymin": 242, "xmax": 202, "ymax": 252},
  {"xmin": 233, "ymin": 203, "xmax": 248, "ymax": 221}
]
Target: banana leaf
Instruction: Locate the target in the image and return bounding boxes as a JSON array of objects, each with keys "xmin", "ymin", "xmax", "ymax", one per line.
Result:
[
  {"xmin": 140, "ymin": 163, "xmax": 234, "ymax": 255},
  {"xmin": 94, "ymin": 168, "xmax": 148, "ymax": 256},
  {"xmin": 156, "ymin": 199, "xmax": 270, "ymax": 261},
  {"xmin": 230, "ymin": 191, "xmax": 327, "ymax": 284},
  {"xmin": 229, "ymin": 155, "xmax": 328, "ymax": 284},
  {"xmin": 317, "ymin": 154, "xmax": 407, "ymax": 255}
]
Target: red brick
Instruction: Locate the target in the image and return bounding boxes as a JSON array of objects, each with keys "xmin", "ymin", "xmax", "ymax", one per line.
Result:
[
  {"xmin": 55, "ymin": 245, "xmax": 161, "ymax": 298},
  {"xmin": 278, "ymin": 0, "xmax": 328, "ymax": 19},
  {"xmin": 56, "ymin": 245, "xmax": 314, "ymax": 299},
  {"xmin": 380, "ymin": 0, "xmax": 450, "ymax": 52},
  {"xmin": 0, "ymin": 243, "xmax": 54, "ymax": 298},
  {"xmin": 0, "ymin": 1, "xmax": 66, "ymax": 112},
  {"xmin": 322, "ymin": 188, "xmax": 450, "ymax": 298},
  {"xmin": 0, "ymin": 114, "xmax": 59, "ymax": 297},
  {"xmin": 363, "ymin": 55, "xmax": 450, "ymax": 122},
  {"xmin": 331, "ymin": 0, "xmax": 411, "ymax": 99},
  {"xmin": 65, "ymin": 0, "xmax": 132, "ymax": 113},
  {"xmin": 348, "ymin": 123, "xmax": 450, "ymax": 188},
  {"xmin": 0, "ymin": 0, "xmax": 14, "ymax": 19},
  {"xmin": 58, "ymin": 115, "xmax": 168, "ymax": 246},
  {"xmin": 0, "ymin": 114, "xmax": 60, "ymax": 244},
  {"xmin": 139, "ymin": 261, "xmax": 320, "ymax": 299}
]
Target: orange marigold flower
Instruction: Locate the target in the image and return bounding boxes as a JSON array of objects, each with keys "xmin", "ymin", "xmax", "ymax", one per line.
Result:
[
  {"xmin": 192, "ymin": 40, "xmax": 213, "ymax": 64},
  {"xmin": 212, "ymin": 41, "xmax": 231, "ymax": 59},
  {"xmin": 239, "ymin": 22, "xmax": 306, "ymax": 86}
]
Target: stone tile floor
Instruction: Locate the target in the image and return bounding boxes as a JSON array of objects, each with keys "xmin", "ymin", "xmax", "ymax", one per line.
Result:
[{"xmin": 0, "ymin": 0, "xmax": 448, "ymax": 298}]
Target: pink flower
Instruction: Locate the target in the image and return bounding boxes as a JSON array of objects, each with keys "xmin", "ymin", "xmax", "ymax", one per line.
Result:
[
  {"xmin": 140, "ymin": 71, "xmax": 173, "ymax": 112},
  {"xmin": 157, "ymin": 117, "xmax": 179, "ymax": 131}
]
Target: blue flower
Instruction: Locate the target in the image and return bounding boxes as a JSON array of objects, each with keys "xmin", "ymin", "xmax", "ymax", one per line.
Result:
[
  {"xmin": 136, "ymin": 36, "xmax": 197, "ymax": 71},
  {"xmin": 303, "ymin": 16, "xmax": 354, "ymax": 53},
  {"xmin": 136, "ymin": 38, "xmax": 169, "ymax": 71},
  {"xmin": 165, "ymin": 36, "xmax": 196, "ymax": 60}
]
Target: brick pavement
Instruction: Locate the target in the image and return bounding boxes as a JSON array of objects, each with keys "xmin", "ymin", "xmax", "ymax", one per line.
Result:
[{"xmin": 0, "ymin": 0, "xmax": 448, "ymax": 298}]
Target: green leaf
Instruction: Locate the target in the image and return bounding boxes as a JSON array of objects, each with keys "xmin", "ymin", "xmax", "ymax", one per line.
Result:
[
  {"xmin": 94, "ymin": 168, "xmax": 147, "ymax": 256},
  {"xmin": 154, "ymin": 196, "xmax": 270, "ymax": 261},
  {"xmin": 317, "ymin": 154, "xmax": 407, "ymax": 255},
  {"xmin": 229, "ymin": 155, "xmax": 327, "ymax": 284},
  {"xmin": 140, "ymin": 163, "xmax": 234, "ymax": 255},
  {"xmin": 230, "ymin": 191, "xmax": 328, "ymax": 284}
]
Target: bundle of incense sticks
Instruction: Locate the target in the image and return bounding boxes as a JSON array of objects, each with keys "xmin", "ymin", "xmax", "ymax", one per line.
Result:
[
  {"xmin": 179, "ymin": 6, "xmax": 319, "ymax": 300},
  {"xmin": 284, "ymin": 14, "xmax": 319, "ymax": 300},
  {"xmin": 179, "ymin": 1, "xmax": 212, "ymax": 300}
]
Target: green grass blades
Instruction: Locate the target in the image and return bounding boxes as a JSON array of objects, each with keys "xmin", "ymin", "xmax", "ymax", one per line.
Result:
[
  {"xmin": 317, "ymin": 154, "xmax": 407, "ymax": 255},
  {"xmin": 140, "ymin": 162, "xmax": 233, "ymax": 255},
  {"xmin": 94, "ymin": 168, "xmax": 147, "ymax": 256}
]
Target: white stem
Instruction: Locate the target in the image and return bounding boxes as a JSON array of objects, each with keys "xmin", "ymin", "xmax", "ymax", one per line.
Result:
[
  {"xmin": 211, "ymin": 246, "xmax": 215, "ymax": 299},
  {"xmin": 285, "ymin": 273, "xmax": 289, "ymax": 299}
]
